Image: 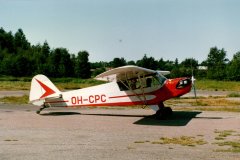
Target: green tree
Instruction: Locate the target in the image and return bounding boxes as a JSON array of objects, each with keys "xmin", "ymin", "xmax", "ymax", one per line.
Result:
[
  {"xmin": 157, "ymin": 58, "xmax": 166, "ymax": 70},
  {"xmin": 74, "ymin": 51, "xmax": 91, "ymax": 78},
  {"xmin": 159, "ymin": 59, "xmax": 175, "ymax": 71},
  {"xmin": 0, "ymin": 28, "xmax": 15, "ymax": 53},
  {"xmin": 48, "ymin": 48, "xmax": 73, "ymax": 77},
  {"xmin": 1, "ymin": 53, "xmax": 32, "ymax": 76},
  {"xmin": 136, "ymin": 54, "xmax": 158, "ymax": 70},
  {"xmin": 40, "ymin": 41, "xmax": 51, "ymax": 75},
  {"xmin": 14, "ymin": 28, "xmax": 30, "ymax": 51},
  {"xmin": 127, "ymin": 60, "xmax": 136, "ymax": 65},
  {"xmin": 181, "ymin": 58, "xmax": 198, "ymax": 68},
  {"xmin": 227, "ymin": 51, "xmax": 240, "ymax": 80},
  {"xmin": 31, "ymin": 42, "xmax": 51, "ymax": 75},
  {"xmin": 110, "ymin": 57, "xmax": 126, "ymax": 68},
  {"xmin": 180, "ymin": 58, "xmax": 198, "ymax": 77},
  {"xmin": 206, "ymin": 47, "xmax": 228, "ymax": 80},
  {"xmin": 14, "ymin": 54, "xmax": 32, "ymax": 76},
  {"xmin": 59, "ymin": 49, "xmax": 73, "ymax": 77},
  {"xmin": 1, "ymin": 54, "xmax": 15, "ymax": 75},
  {"xmin": 171, "ymin": 58, "xmax": 181, "ymax": 77},
  {"xmin": 92, "ymin": 67, "xmax": 106, "ymax": 77},
  {"xmin": 90, "ymin": 61, "xmax": 107, "ymax": 77}
]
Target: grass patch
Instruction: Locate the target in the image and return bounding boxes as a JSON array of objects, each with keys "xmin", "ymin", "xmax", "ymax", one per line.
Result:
[
  {"xmin": 215, "ymin": 141, "xmax": 240, "ymax": 147},
  {"xmin": 175, "ymin": 106, "xmax": 240, "ymax": 112},
  {"xmin": 0, "ymin": 95, "xmax": 29, "ymax": 104},
  {"xmin": 213, "ymin": 130, "xmax": 240, "ymax": 153},
  {"xmin": 215, "ymin": 137, "xmax": 225, "ymax": 140},
  {"xmin": 196, "ymin": 80, "xmax": 240, "ymax": 91},
  {"xmin": 227, "ymin": 92, "xmax": 240, "ymax": 97},
  {"xmin": 214, "ymin": 130, "xmax": 237, "ymax": 141},
  {"xmin": 1, "ymin": 77, "xmax": 240, "ymax": 91},
  {"xmin": 168, "ymin": 98, "xmax": 240, "ymax": 107},
  {"xmin": 4, "ymin": 139, "xmax": 18, "ymax": 142},
  {"xmin": 152, "ymin": 136, "xmax": 207, "ymax": 147},
  {"xmin": 167, "ymin": 98, "xmax": 240, "ymax": 112},
  {"xmin": 127, "ymin": 146, "xmax": 136, "ymax": 150},
  {"xmin": 0, "ymin": 81, "xmax": 30, "ymax": 90},
  {"xmin": 0, "ymin": 77, "xmax": 105, "ymax": 91},
  {"xmin": 214, "ymin": 130, "xmax": 236, "ymax": 138},
  {"xmin": 0, "ymin": 76, "xmax": 31, "ymax": 82},
  {"xmin": 197, "ymin": 135, "xmax": 204, "ymax": 137},
  {"xmin": 152, "ymin": 141, "xmax": 164, "ymax": 144},
  {"xmin": 215, "ymin": 148, "xmax": 240, "ymax": 153},
  {"xmin": 214, "ymin": 141, "xmax": 240, "ymax": 153},
  {"xmin": 134, "ymin": 140, "xmax": 150, "ymax": 144},
  {"xmin": 134, "ymin": 141, "xmax": 146, "ymax": 143}
]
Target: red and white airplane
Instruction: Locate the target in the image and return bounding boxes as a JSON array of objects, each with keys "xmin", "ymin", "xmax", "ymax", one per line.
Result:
[{"xmin": 29, "ymin": 65, "xmax": 193, "ymax": 119}]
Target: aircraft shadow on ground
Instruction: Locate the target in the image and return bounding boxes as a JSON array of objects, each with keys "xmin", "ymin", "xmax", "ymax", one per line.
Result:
[
  {"xmin": 80, "ymin": 113, "xmax": 146, "ymax": 118},
  {"xmin": 134, "ymin": 111, "xmax": 202, "ymax": 126},
  {"xmin": 40, "ymin": 112, "xmax": 145, "ymax": 117},
  {"xmin": 40, "ymin": 112, "xmax": 81, "ymax": 116},
  {"xmin": 40, "ymin": 111, "xmax": 222, "ymax": 126},
  {"xmin": 40, "ymin": 111, "xmax": 201, "ymax": 126}
]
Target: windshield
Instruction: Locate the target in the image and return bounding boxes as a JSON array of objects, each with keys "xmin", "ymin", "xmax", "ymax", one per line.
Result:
[
  {"xmin": 155, "ymin": 73, "xmax": 167, "ymax": 87},
  {"xmin": 146, "ymin": 73, "xmax": 167, "ymax": 88}
]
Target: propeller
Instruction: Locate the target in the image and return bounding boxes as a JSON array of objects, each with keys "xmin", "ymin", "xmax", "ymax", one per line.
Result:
[
  {"xmin": 191, "ymin": 59, "xmax": 197, "ymax": 100},
  {"xmin": 191, "ymin": 75, "xmax": 197, "ymax": 99}
]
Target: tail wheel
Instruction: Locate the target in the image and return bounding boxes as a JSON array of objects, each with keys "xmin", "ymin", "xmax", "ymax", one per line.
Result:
[{"xmin": 36, "ymin": 104, "xmax": 49, "ymax": 114}]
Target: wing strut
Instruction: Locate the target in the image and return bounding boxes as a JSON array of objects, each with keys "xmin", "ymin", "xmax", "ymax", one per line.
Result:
[
  {"xmin": 137, "ymin": 74, "xmax": 147, "ymax": 108},
  {"xmin": 119, "ymin": 72, "xmax": 148, "ymax": 109}
]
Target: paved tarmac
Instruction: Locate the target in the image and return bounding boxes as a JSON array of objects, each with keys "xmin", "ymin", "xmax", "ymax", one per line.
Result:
[{"xmin": 0, "ymin": 104, "xmax": 239, "ymax": 160}]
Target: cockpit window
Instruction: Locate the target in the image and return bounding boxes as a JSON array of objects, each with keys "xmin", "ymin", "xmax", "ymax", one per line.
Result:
[{"xmin": 117, "ymin": 73, "xmax": 167, "ymax": 91}]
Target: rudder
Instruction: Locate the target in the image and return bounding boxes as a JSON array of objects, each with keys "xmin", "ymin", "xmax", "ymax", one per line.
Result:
[{"xmin": 29, "ymin": 74, "xmax": 61, "ymax": 106}]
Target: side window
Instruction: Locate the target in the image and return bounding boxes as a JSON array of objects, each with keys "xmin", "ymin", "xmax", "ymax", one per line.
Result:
[
  {"xmin": 146, "ymin": 78, "xmax": 152, "ymax": 87},
  {"xmin": 117, "ymin": 81, "xmax": 128, "ymax": 91},
  {"xmin": 129, "ymin": 79, "xmax": 137, "ymax": 90},
  {"xmin": 117, "ymin": 78, "xmax": 140, "ymax": 91}
]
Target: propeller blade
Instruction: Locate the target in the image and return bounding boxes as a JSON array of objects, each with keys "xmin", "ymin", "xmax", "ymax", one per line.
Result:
[
  {"xmin": 191, "ymin": 75, "xmax": 197, "ymax": 100},
  {"xmin": 193, "ymin": 82, "xmax": 197, "ymax": 99},
  {"xmin": 190, "ymin": 58, "xmax": 197, "ymax": 101}
]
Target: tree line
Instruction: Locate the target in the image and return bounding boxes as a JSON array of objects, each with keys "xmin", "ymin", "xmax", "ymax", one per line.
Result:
[{"xmin": 1, "ymin": 28, "xmax": 240, "ymax": 80}]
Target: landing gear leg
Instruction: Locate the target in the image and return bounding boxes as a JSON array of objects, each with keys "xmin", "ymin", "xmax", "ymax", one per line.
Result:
[
  {"xmin": 36, "ymin": 105, "xmax": 48, "ymax": 114},
  {"xmin": 155, "ymin": 102, "xmax": 173, "ymax": 120}
]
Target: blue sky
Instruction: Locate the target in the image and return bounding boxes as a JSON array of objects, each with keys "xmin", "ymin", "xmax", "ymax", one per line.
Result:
[{"xmin": 1, "ymin": 0, "xmax": 240, "ymax": 62}]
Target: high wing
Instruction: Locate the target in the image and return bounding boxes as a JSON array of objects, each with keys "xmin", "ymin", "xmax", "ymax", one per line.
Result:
[{"xmin": 95, "ymin": 65, "xmax": 170, "ymax": 82}]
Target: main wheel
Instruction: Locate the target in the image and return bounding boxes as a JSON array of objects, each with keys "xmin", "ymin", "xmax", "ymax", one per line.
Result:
[
  {"xmin": 155, "ymin": 107, "xmax": 173, "ymax": 120},
  {"xmin": 164, "ymin": 107, "xmax": 173, "ymax": 116}
]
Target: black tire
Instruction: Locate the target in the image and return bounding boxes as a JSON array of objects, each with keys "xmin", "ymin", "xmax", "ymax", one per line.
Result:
[
  {"xmin": 164, "ymin": 107, "xmax": 173, "ymax": 116},
  {"xmin": 155, "ymin": 107, "xmax": 173, "ymax": 120},
  {"xmin": 155, "ymin": 108, "xmax": 166, "ymax": 120}
]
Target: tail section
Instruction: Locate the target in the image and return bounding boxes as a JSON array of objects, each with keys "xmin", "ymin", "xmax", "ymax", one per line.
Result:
[{"xmin": 29, "ymin": 74, "xmax": 61, "ymax": 106}]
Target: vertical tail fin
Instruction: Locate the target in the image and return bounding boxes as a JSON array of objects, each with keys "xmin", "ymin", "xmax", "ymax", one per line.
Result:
[{"xmin": 29, "ymin": 74, "xmax": 61, "ymax": 106}]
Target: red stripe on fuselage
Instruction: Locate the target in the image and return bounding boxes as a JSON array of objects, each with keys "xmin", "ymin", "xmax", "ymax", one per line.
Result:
[{"xmin": 109, "ymin": 91, "xmax": 157, "ymax": 99}]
